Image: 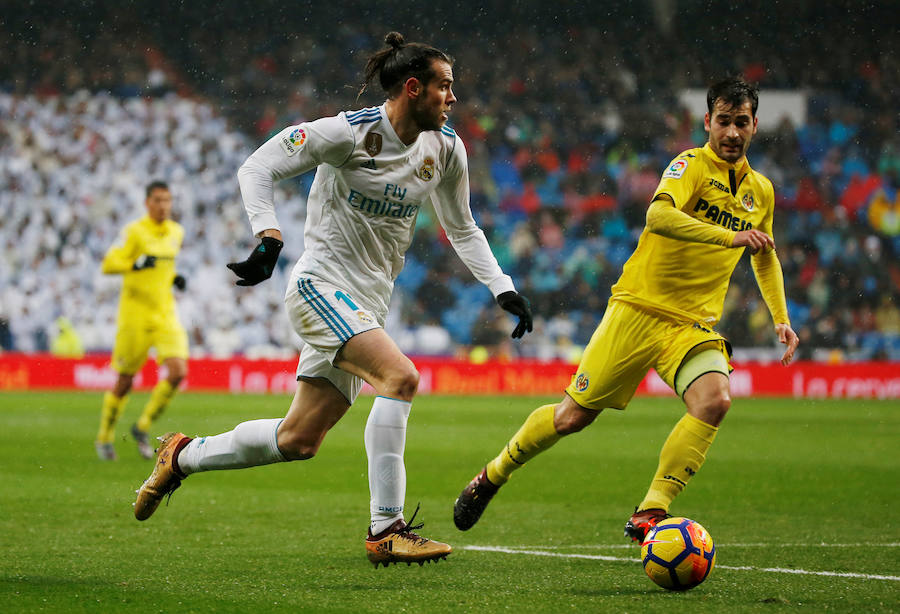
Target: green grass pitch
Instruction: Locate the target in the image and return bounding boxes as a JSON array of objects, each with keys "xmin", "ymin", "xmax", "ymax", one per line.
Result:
[{"xmin": 1, "ymin": 391, "xmax": 898, "ymax": 612}]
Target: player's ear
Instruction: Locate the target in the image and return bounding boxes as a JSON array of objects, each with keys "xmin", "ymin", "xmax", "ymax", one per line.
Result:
[
  {"xmin": 752, "ymin": 115, "xmax": 758, "ymax": 135},
  {"xmin": 703, "ymin": 112, "xmax": 711, "ymax": 133},
  {"xmin": 404, "ymin": 76, "xmax": 422, "ymax": 100}
]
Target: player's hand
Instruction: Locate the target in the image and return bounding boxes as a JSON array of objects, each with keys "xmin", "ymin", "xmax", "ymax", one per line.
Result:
[
  {"xmin": 173, "ymin": 274, "xmax": 187, "ymax": 291},
  {"xmin": 732, "ymin": 229, "xmax": 775, "ymax": 254},
  {"xmin": 775, "ymin": 323, "xmax": 799, "ymax": 366},
  {"xmin": 132, "ymin": 255, "xmax": 157, "ymax": 270},
  {"xmin": 497, "ymin": 291, "xmax": 533, "ymax": 339},
  {"xmin": 226, "ymin": 237, "xmax": 283, "ymax": 286}
]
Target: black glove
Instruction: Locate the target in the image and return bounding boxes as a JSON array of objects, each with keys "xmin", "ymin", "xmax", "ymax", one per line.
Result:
[
  {"xmin": 497, "ymin": 290, "xmax": 533, "ymax": 339},
  {"xmin": 132, "ymin": 255, "xmax": 157, "ymax": 270},
  {"xmin": 173, "ymin": 274, "xmax": 187, "ymax": 291},
  {"xmin": 226, "ymin": 236, "xmax": 283, "ymax": 286}
]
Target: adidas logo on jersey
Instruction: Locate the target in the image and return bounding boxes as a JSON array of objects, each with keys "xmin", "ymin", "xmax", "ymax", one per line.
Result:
[{"xmin": 361, "ymin": 159, "xmax": 377, "ymax": 170}]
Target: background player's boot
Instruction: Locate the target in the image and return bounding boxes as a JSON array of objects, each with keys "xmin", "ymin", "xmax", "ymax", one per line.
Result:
[
  {"xmin": 134, "ymin": 432, "xmax": 191, "ymax": 521},
  {"xmin": 365, "ymin": 506, "xmax": 452, "ymax": 568},
  {"xmin": 624, "ymin": 507, "xmax": 671, "ymax": 543},
  {"xmin": 130, "ymin": 423, "xmax": 154, "ymax": 460},
  {"xmin": 453, "ymin": 467, "xmax": 499, "ymax": 530},
  {"xmin": 95, "ymin": 441, "xmax": 117, "ymax": 461}
]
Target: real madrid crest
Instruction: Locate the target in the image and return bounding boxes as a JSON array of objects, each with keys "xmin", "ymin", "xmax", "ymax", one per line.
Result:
[
  {"xmin": 418, "ymin": 156, "xmax": 435, "ymax": 181},
  {"xmin": 364, "ymin": 132, "xmax": 383, "ymax": 157},
  {"xmin": 740, "ymin": 192, "xmax": 754, "ymax": 212}
]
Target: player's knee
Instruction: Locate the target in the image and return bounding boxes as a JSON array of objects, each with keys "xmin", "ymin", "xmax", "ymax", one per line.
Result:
[
  {"xmin": 383, "ymin": 366, "xmax": 419, "ymax": 400},
  {"xmin": 276, "ymin": 430, "xmax": 321, "ymax": 460},
  {"xmin": 166, "ymin": 361, "xmax": 188, "ymax": 384},
  {"xmin": 554, "ymin": 405, "xmax": 597, "ymax": 435},
  {"xmin": 695, "ymin": 392, "xmax": 731, "ymax": 426}
]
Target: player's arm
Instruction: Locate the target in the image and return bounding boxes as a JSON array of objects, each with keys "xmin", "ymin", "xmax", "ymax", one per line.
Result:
[
  {"xmin": 101, "ymin": 225, "xmax": 142, "ymax": 274},
  {"xmin": 230, "ymin": 117, "xmax": 351, "ymax": 285},
  {"xmin": 750, "ymin": 197, "xmax": 798, "ymax": 365},
  {"xmin": 647, "ymin": 195, "xmax": 776, "ymax": 252},
  {"xmin": 236, "ymin": 117, "xmax": 353, "ymax": 238},
  {"xmin": 431, "ymin": 138, "xmax": 532, "ymax": 338}
]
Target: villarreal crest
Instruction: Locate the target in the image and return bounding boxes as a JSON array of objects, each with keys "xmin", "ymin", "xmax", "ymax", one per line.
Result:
[{"xmin": 740, "ymin": 192, "xmax": 754, "ymax": 212}]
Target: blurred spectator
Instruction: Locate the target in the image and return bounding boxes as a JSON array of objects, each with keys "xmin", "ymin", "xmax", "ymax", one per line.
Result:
[
  {"xmin": 1, "ymin": 1, "xmax": 898, "ymax": 362},
  {"xmin": 50, "ymin": 317, "xmax": 84, "ymax": 358}
]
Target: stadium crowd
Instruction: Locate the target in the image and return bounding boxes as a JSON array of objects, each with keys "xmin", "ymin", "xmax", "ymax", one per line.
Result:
[{"xmin": 1, "ymin": 2, "xmax": 898, "ymax": 362}]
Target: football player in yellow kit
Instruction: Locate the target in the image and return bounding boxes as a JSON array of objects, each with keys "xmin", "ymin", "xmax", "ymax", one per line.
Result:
[
  {"xmin": 454, "ymin": 77, "xmax": 799, "ymax": 541},
  {"xmin": 95, "ymin": 181, "xmax": 189, "ymax": 461}
]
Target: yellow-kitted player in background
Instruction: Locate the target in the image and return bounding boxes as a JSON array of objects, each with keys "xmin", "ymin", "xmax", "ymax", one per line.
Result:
[
  {"xmin": 95, "ymin": 181, "xmax": 188, "ymax": 461},
  {"xmin": 454, "ymin": 77, "xmax": 800, "ymax": 540}
]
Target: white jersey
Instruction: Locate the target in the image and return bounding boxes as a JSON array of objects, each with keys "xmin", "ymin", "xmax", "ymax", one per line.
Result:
[{"xmin": 237, "ymin": 104, "xmax": 514, "ymax": 313}]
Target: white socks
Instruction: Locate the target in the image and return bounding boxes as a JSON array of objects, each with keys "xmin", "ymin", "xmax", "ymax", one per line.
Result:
[
  {"xmin": 177, "ymin": 418, "xmax": 286, "ymax": 474},
  {"xmin": 365, "ymin": 396, "xmax": 411, "ymax": 535}
]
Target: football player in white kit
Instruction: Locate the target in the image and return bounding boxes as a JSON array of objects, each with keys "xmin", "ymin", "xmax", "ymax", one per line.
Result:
[{"xmin": 134, "ymin": 32, "xmax": 533, "ymax": 568}]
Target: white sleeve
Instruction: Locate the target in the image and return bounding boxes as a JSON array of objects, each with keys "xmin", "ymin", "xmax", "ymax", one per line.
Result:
[
  {"xmin": 237, "ymin": 115, "xmax": 354, "ymax": 236},
  {"xmin": 431, "ymin": 136, "xmax": 515, "ymax": 297}
]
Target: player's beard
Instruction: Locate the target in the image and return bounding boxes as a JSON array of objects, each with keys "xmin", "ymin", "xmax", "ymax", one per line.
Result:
[
  {"xmin": 410, "ymin": 97, "xmax": 444, "ymax": 132},
  {"xmin": 717, "ymin": 139, "xmax": 746, "ymax": 163}
]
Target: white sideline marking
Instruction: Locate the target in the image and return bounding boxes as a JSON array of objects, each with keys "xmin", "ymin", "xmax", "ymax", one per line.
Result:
[
  {"xmin": 464, "ymin": 545, "xmax": 900, "ymax": 582},
  {"xmin": 515, "ymin": 542, "xmax": 900, "ymax": 550}
]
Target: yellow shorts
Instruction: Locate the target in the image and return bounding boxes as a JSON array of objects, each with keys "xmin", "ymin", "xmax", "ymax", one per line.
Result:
[
  {"xmin": 566, "ymin": 300, "xmax": 731, "ymax": 411},
  {"xmin": 111, "ymin": 316, "xmax": 189, "ymax": 375}
]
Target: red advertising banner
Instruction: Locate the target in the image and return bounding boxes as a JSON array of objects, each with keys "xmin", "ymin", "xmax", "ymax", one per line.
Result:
[{"xmin": 1, "ymin": 353, "xmax": 898, "ymax": 399}]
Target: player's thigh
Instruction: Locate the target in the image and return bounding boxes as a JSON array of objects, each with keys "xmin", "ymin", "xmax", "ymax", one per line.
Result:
[
  {"xmin": 655, "ymin": 323, "xmax": 731, "ymax": 398},
  {"xmin": 111, "ymin": 323, "xmax": 152, "ymax": 375},
  {"xmin": 153, "ymin": 318, "xmax": 189, "ymax": 363},
  {"xmin": 335, "ymin": 328, "xmax": 417, "ymax": 395},
  {"xmin": 566, "ymin": 301, "xmax": 659, "ymax": 411}
]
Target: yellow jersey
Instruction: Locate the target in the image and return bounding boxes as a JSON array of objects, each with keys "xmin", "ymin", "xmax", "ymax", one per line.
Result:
[
  {"xmin": 611, "ymin": 143, "xmax": 776, "ymax": 325},
  {"xmin": 101, "ymin": 215, "xmax": 184, "ymax": 324}
]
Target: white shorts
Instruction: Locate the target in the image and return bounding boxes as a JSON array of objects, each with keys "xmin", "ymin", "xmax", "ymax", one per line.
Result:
[{"xmin": 285, "ymin": 274, "xmax": 383, "ymax": 403}]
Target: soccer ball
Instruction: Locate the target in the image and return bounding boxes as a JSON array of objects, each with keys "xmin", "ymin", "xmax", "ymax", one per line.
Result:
[{"xmin": 640, "ymin": 517, "xmax": 716, "ymax": 591}]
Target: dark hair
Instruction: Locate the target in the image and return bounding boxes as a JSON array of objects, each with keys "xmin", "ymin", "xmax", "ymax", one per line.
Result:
[
  {"xmin": 145, "ymin": 180, "xmax": 169, "ymax": 198},
  {"xmin": 707, "ymin": 77, "xmax": 759, "ymax": 117},
  {"xmin": 360, "ymin": 32, "xmax": 453, "ymax": 98}
]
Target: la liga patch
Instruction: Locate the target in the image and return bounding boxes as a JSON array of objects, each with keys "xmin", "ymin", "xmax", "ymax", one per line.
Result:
[
  {"xmin": 663, "ymin": 159, "xmax": 688, "ymax": 179},
  {"xmin": 279, "ymin": 127, "xmax": 307, "ymax": 156}
]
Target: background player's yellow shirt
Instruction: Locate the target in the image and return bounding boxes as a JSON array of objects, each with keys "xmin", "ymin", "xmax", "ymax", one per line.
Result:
[
  {"xmin": 101, "ymin": 216, "xmax": 184, "ymax": 325},
  {"xmin": 611, "ymin": 143, "xmax": 775, "ymax": 325}
]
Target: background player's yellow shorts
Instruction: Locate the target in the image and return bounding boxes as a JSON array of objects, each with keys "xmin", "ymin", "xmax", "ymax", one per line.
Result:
[
  {"xmin": 111, "ymin": 316, "xmax": 189, "ymax": 375},
  {"xmin": 566, "ymin": 300, "xmax": 730, "ymax": 411}
]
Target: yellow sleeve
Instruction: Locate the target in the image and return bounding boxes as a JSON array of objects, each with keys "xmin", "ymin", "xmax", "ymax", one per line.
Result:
[
  {"xmin": 101, "ymin": 224, "xmax": 139, "ymax": 274},
  {"xmin": 646, "ymin": 197, "xmax": 737, "ymax": 247},
  {"xmin": 751, "ymin": 249, "xmax": 790, "ymax": 325},
  {"xmin": 750, "ymin": 182, "xmax": 789, "ymax": 325}
]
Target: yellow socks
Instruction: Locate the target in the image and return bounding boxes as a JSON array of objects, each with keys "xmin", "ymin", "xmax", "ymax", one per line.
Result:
[
  {"xmin": 97, "ymin": 392, "xmax": 127, "ymax": 443},
  {"xmin": 136, "ymin": 380, "xmax": 176, "ymax": 432},
  {"xmin": 486, "ymin": 404, "xmax": 561, "ymax": 485},
  {"xmin": 638, "ymin": 413, "xmax": 718, "ymax": 512}
]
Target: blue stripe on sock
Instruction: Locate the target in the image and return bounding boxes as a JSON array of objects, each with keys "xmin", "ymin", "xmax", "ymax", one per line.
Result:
[{"xmin": 297, "ymin": 280, "xmax": 348, "ymax": 341}]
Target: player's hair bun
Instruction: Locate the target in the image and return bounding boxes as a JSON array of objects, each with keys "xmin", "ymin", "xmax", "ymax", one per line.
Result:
[{"xmin": 384, "ymin": 32, "xmax": 405, "ymax": 49}]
